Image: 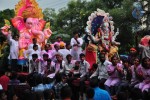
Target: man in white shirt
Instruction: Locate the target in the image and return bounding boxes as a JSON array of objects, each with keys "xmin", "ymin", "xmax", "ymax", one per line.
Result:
[
  {"xmin": 28, "ymin": 38, "xmax": 41, "ymax": 51},
  {"xmin": 7, "ymin": 31, "xmax": 19, "ymax": 71},
  {"xmin": 90, "ymin": 54, "xmax": 111, "ymax": 89},
  {"xmin": 24, "ymin": 44, "xmax": 41, "ymax": 73},
  {"xmin": 24, "ymin": 44, "xmax": 41, "ymax": 60},
  {"xmin": 63, "ymin": 54, "xmax": 75, "ymax": 76},
  {"xmin": 70, "ymin": 31, "xmax": 83, "ymax": 60}
]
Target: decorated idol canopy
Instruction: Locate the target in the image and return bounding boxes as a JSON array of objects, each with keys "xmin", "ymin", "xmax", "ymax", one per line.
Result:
[
  {"xmin": 86, "ymin": 8, "xmax": 120, "ymax": 50},
  {"xmin": 85, "ymin": 9, "xmax": 120, "ymax": 68},
  {"xmin": 1, "ymin": 0, "xmax": 52, "ymax": 59}
]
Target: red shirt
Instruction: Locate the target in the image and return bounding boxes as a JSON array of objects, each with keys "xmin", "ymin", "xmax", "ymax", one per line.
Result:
[{"xmin": 0, "ymin": 75, "xmax": 10, "ymax": 91}]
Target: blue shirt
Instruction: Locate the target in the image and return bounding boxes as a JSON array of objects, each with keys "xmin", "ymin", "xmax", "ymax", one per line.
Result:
[
  {"xmin": 93, "ymin": 87, "xmax": 111, "ymax": 100},
  {"xmin": 32, "ymin": 84, "xmax": 45, "ymax": 92}
]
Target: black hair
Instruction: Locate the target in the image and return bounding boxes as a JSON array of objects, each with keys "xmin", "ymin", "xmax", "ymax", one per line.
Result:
[
  {"xmin": 61, "ymin": 86, "xmax": 72, "ymax": 99},
  {"xmin": 99, "ymin": 54, "xmax": 105, "ymax": 59},
  {"xmin": 80, "ymin": 53, "xmax": 85, "ymax": 58},
  {"xmin": 65, "ymin": 43, "xmax": 70, "ymax": 47},
  {"xmin": 43, "ymin": 53, "xmax": 49, "ymax": 58},
  {"xmin": 34, "ymin": 91, "xmax": 44, "ymax": 100},
  {"xmin": 47, "ymin": 58, "xmax": 52, "ymax": 62},
  {"xmin": 111, "ymin": 55, "xmax": 118, "ymax": 61},
  {"xmin": 13, "ymin": 34, "xmax": 19, "ymax": 39},
  {"xmin": 32, "ymin": 38, "xmax": 37, "ymax": 41},
  {"xmin": 11, "ymin": 71, "xmax": 18, "ymax": 80},
  {"xmin": 73, "ymin": 30, "xmax": 79, "ymax": 35},
  {"xmin": 92, "ymin": 63, "xmax": 98, "ymax": 69},
  {"xmin": 54, "ymin": 44, "xmax": 59, "ymax": 48},
  {"xmin": 117, "ymin": 92, "xmax": 128, "ymax": 100},
  {"xmin": 0, "ymin": 69, "xmax": 5, "ymax": 76},
  {"xmin": 22, "ymin": 89, "xmax": 34, "ymax": 100},
  {"xmin": 55, "ymin": 72, "xmax": 62, "ymax": 83},
  {"xmin": 32, "ymin": 54, "xmax": 38, "ymax": 58},
  {"xmin": 66, "ymin": 54, "xmax": 72, "ymax": 59},
  {"xmin": 86, "ymin": 87, "xmax": 95, "ymax": 99},
  {"xmin": 90, "ymin": 77, "xmax": 99, "ymax": 88},
  {"xmin": 43, "ymin": 89, "xmax": 54, "ymax": 100},
  {"xmin": 43, "ymin": 76, "xmax": 49, "ymax": 84},
  {"xmin": 33, "ymin": 44, "xmax": 38, "ymax": 49},
  {"xmin": 141, "ymin": 57, "xmax": 150, "ymax": 68},
  {"xmin": 35, "ymin": 74, "xmax": 43, "ymax": 85},
  {"xmin": 44, "ymin": 44, "xmax": 49, "ymax": 48},
  {"xmin": 122, "ymin": 58, "xmax": 129, "ymax": 63}
]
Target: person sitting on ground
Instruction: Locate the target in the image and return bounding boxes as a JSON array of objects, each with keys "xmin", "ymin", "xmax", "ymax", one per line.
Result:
[
  {"xmin": 137, "ymin": 57, "xmax": 150, "ymax": 93},
  {"xmin": 130, "ymin": 57, "xmax": 141, "ymax": 88},
  {"xmin": 90, "ymin": 54, "xmax": 111, "ymax": 89},
  {"xmin": 104, "ymin": 56, "xmax": 123, "ymax": 96},
  {"xmin": 63, "ymin": 54, "xmax": 75, "ymax": 76}
]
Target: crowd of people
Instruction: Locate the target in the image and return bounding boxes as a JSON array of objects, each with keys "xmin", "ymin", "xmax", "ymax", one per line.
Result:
[{"xmin": 0, "ymin": 30, "xmax": 150, "ymax": 100}]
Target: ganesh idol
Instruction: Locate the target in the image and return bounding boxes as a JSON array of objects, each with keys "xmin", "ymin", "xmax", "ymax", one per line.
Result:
[
  {"xmin": 1, "ymin": 0, "xmax": 52, "ymax": 59},
  {"xmin": 84, "ymin": 8, "xmax": 120, "ymax": 68}
]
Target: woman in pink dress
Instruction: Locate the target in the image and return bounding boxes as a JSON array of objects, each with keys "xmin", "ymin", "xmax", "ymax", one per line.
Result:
[
  {"xmin": 137, "ymin": 57, "xmax": 150, "ymax": 92},
  {"xmin": 105, "ymin": 56, "xmax": 123, "ymax": 95},
  {"xmin": 130, "ymin": 57, "xmax": 141, "ymax": 87}
]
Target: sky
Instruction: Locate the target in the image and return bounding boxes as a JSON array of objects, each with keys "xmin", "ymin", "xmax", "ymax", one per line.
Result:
[{"xmin": 0, "ymin": 0, "xmax": 69, "ymax": 11}]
